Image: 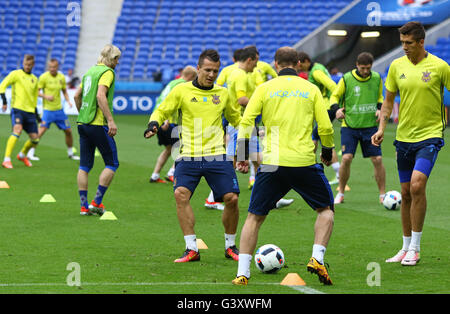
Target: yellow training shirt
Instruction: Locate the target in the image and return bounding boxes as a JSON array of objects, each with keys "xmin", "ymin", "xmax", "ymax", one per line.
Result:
[
  {"xmin": 238, "ymin": 69, "xmax": 334, "ymax": 167},
  {"xmin": 227, "ymin": 67, "xmax": 258, "ymax": 115},
  {"xmin": 255, "ymin": 61, "xmax": 278, "ymax": 82},
  {"xmin": 385, "ymin": 53, "xmax": 450, "ymax": 142},
  {"xmin": 38, "ymin": 71, "xmax": 67, "ymax": 111},
  {"xmin": 0, "ymin": 69, "xmax": 38, "ymax": 113},
  {"xmin": 150, "ymin": 81, "xmax": 241, "ymax": 158},
  {"xmin": 311, "ymin": 70, "xmax": 337, "ymax": 109},
  {"xmin": 216, "ymin": 63, "xmax": 238, "ymax": 86}
]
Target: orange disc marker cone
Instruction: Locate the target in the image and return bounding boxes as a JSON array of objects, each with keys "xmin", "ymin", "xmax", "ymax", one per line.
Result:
[
  {"xmin": 336, "ymin": 185, "xmax": 351, "ymax": 191},
  {"xmin": 0, "ymin": 181, "xmax": 10, "ymax": 189},
  {"xmin": 196, "ymin": 239, "xmax": 209, "ymax": 250},
  {"xmin": 280, "ymin": 273, "xmax": 306, "ymax": 286}
]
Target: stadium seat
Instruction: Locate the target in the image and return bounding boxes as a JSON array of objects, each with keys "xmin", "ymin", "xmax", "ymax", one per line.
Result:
[{"xmin": 103, "ymin": 0, "xmax": 356, "ymax": 80}]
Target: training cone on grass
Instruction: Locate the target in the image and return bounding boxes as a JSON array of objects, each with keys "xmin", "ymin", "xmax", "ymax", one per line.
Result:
[
  {"xmin": 280, "ymin": 273, "xmax": 306, "ymax": 286},
  {"xmin": 99, "ymin": 211, "xmax": 118, "ymax": 220},
  {"xmin": 336, "ymin": 185, "xmax": 351, "ymax": 192},
  {"xmin": 0, "ymin": 181, "xmax": 10, "ymax": 188},
  {"xmin": 40, "ymin": 194, "xmax": 56, "ymax": 202},
  {"xmin": 196, "ymin": 238, "xmax": 208, "ymax": 249}
]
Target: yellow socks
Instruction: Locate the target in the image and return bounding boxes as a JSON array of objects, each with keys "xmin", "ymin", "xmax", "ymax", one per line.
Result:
[
  {"xmin": 4, "ymin": 133, "xmax": 19, "ymax": 160},
  {"xmin": 20, "ymin": 138, "xmax": 39, "ymax": 156}
]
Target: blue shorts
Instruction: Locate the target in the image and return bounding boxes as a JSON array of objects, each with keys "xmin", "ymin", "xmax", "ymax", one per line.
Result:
[
  {"xmin": 157, "ymin": 123, "xmax": 179, "ymax": 147},
  {"xmin": 222, "ymin": 116, "xmax": 229, "ymax": 133},
  {"xmin": 341, "ymin": 126, "xmax": 381, "ymax": 157},
  {"xmin": 248, "ymin": 163, "xmax": 334, "ymax": 216},
  {"xmin": 11, "ymin": 108, "xmax": 38, "ymax": 134},
  {"xmin": 226, "ymin": 125, "xmax": 261, "ymax": 157},
  {"xmin": 312, "ymin": 125, "xmax": 320, "ymax": 141},
  {"xmin": 174, "ymin": 155, "xmax": 240, "ymax": 202},
  {"xmin": 394, "ymin": 138, "xmax": 444, "ymax": 183},
  {"xmin": 78, "ymin": 124, "xmax": 119, "ymax": 173},
  {"xmin": 41, "ymin": 109, "xmax": 70, "ymax": 130}
]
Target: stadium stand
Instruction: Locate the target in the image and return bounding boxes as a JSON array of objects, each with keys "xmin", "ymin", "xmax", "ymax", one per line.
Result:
[
  {"xmin": 426, "ymin": 36, "xmax": 450, "ymax": 64},
  {"xmin": 0, "ymin": 0, "xmax": 81, "ymax": 78},
  {"xmin": 1, "ymin": 0, "xmax": 446, "ymax": 83},
  {"xmin": 112, "ymin": 0, "xmax": 352, "ymax": 81}
]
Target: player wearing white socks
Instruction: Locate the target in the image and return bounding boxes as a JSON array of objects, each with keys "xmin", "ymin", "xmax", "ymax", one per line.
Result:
[{"xmin": 373, "ymin": 22, "xmax": 449, "ymax": 266}]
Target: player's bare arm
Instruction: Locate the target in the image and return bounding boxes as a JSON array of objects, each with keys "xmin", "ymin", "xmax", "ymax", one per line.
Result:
[
  {"xmin": 74, "ymin": 86, "xmax": 82, "ymax": 111},
  {"xmin": 62, "ymin": 88, "xmax": 73, "ymax": 107},
  {"xmin": 371, "ymin": 90, "xmax": 396, "ymax": 146},
  {"xmin": 97, "ymin": 85, "xmax": 117, "ymax": 137}
]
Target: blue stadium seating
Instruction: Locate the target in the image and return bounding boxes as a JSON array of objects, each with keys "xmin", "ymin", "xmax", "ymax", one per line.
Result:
[
  {"xmin": 426, "ymin": 36, "xmax": 450, "ymax": 64},
  {"xmin": 0, "ymin": 0, "xmax": 82, "ymax": 79},
  {"xmin": 112, "ymin": 0, "xmax": 353, "ymax": 81}
]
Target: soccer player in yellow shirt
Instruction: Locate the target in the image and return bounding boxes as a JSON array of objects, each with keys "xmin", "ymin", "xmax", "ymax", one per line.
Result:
[
  {"xmin": 204, "ymin": 49, "xmax": 244, "ymax": 210},
  {"xmin": 372, "ymin": 22, "xmax": 450, "ymax": 266},
  {"xmin": 215, "ymin": 48, "xmax": 244, "ymax": 87},
  {"xmin": 232, "ymin": 47, "xmax": 335, "ymax": 286},
  {"xmin": 28, "ymin": 59, "xmax": 79, "ymax": 161},
  {"xmin": 225, "ymin": 47, "xmax": 259, "ymax": 161},
  {"xmin": 297, "ymin": 52, "xmax": 341, "ymax": 185},
  {"xmin": 145, "ymin": 50, "xmax": 242, "ymax": 263},
  {"xmin": 246, "ymin": 46, "xmax": 278, "ymax": 83},
  {"xmin": 0, "ymin": 54, "xmax": 39, "ymax": 168}
]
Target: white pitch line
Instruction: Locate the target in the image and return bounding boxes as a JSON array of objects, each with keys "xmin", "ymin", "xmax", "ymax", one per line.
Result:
[
  {"xmin": 0, "ymin": 281, "xmax": 325, "ymax": 293},
  {"xmin": 285, "ymin": 285, "xmax": 325, "ymax": 294}
]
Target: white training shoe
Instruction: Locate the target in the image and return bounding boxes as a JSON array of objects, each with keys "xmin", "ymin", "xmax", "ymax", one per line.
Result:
[
  {"xmin": 401, "ymin": 249, "xmax": 420, "ymax": 266},
  {"xmin": 204, "ymin": 199, "xmax": 224, "ymax": 211},
  {"xmin": 27, "ymin": 154, "xmax": 40, "ymax": 161},
  {"xmin": 69, "ymin": 155, "xmax": 80, "ymax": 160},
  {"xmin": 276, "ymin": 198, "xmax": 294, "ymax": 209},
  {"xmin": 386, "ymin": 250, "xmax": 407, "ymax": 263},
  {"xmin": 328, "ymin": 177, "xmax": 339, "ymax": 185},
  {"xmin": 334, "ymin": 193, "xmax": 344, "ymax": 204}
]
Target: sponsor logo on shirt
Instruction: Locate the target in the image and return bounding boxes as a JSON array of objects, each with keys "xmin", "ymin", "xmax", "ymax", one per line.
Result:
[{"xmin": 399, "ymin": 73, "xmax": 406, "ymax": 79}]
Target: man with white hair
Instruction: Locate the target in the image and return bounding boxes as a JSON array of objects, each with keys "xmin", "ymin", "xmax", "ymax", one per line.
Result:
[{"xmin": 73, "ymin": 44, "xmax": 121, "ymax": 216}]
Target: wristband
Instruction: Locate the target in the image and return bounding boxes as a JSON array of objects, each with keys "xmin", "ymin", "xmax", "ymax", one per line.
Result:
[
  {"xmin": 144, "ymin": 121, "xmax": 159, "ymax": 137},
  {"xmin": 322, "ymin": 146, "xmax": 333, "ymax": 162}
]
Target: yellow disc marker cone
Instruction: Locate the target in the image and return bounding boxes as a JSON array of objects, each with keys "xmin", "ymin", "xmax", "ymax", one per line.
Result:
[
  {"xmin": 40, "ymin": 194, "xmax": 56, "ymax": 202},
  {"xmin": 100, "ymin": 211, "xmax": 118, "ymax": 220},
  {"xmin": 196, "ymin": 238, "xmax": 208, "ymax": 250},
  {"xmin": 280, "ymin": 273, "xmax": 306, "ymax": 286}
]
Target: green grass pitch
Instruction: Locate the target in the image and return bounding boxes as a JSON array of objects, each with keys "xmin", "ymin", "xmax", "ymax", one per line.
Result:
[{"xmin": 0, "ymin": 114, "xmax": 448, "ymax": 294}]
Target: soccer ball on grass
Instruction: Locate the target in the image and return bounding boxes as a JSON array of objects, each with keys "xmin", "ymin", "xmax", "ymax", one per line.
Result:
[
  {"xmin": 254, "ymin": 244, "xmax": 285, "ymax": 273},
  {"xmin": 383, "ymin": 190, "xmax": 402, "ymax": 210}
]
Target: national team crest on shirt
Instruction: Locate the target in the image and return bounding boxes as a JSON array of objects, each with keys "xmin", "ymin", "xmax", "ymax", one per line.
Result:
[
  {"xmin": 212, "ymin": 94, "xmax": 221, "ymax": 105},
  {"xmin": 421, "ymin": 71, "xmax": 431, "ymax": 83}
]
